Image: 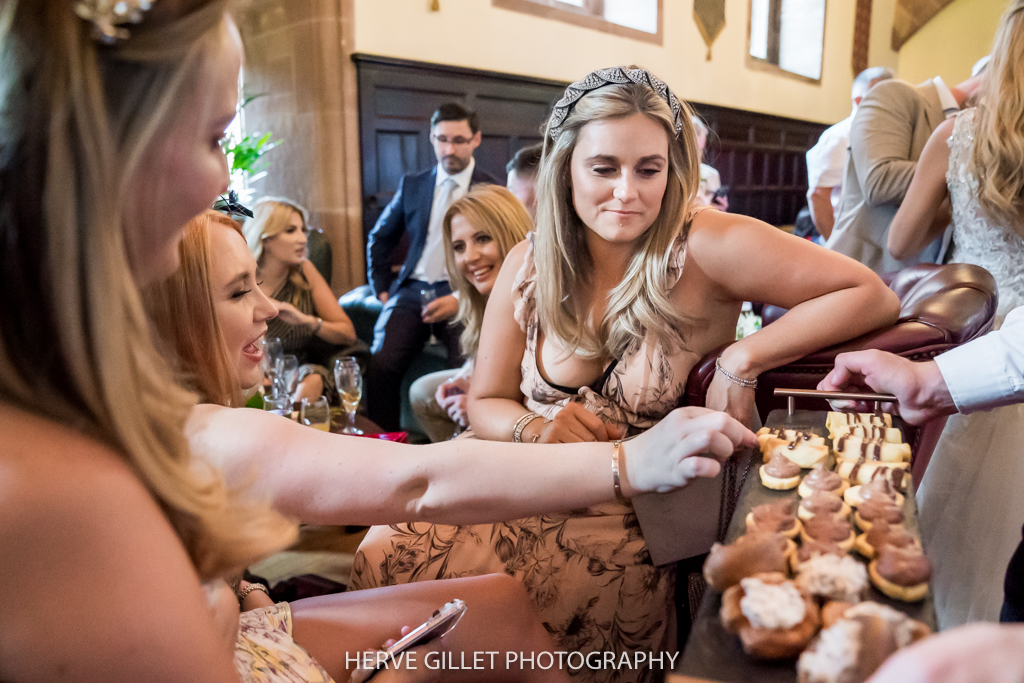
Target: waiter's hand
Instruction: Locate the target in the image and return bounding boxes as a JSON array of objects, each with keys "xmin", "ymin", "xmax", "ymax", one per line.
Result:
[
  {"xmin": 817, "ymin": 350, "xmax": 956, "ymax": 426},
  {"xmin": 422, "ymin": 294, "xmax": 459, "ymax": 324}
]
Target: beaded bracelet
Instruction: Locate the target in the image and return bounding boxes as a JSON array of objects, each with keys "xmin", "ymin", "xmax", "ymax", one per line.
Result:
[
  {"xmin": 237, "ymin": 582, "xmax": 270, "ymax": 605},
  {"xmin": 714, "ymin": 357, "xmax": 758, "ymax": 389},
  {"xmin": 513, "ymin": 411, "xmax": 544, "ymax": 443}
]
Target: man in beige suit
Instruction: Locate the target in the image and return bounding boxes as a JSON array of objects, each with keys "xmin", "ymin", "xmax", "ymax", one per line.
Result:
[{"xmin": 826, "ymin": 74, "xmax": 982, "ymax": 273}]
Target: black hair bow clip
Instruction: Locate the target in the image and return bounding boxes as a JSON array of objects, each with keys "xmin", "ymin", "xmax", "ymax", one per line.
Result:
[{"xmin": 212, "ymin": 191, "xmax": 254, "ymax": 220}]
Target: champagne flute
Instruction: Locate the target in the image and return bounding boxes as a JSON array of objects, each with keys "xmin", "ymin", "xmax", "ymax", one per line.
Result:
[
  {"xmin": 301, "ymin": 396, "xmax": 331, "ymax": 432},
  {"xmin": 263, "ymin": 393, "xmax": 291, "ymax": 417},
  {"xmin": 261, "ymin": 337, "xmax": 284, "ymax": 397},
  {"xmin": 334, "ymin": 357, "xmax": 363, "ymax": 435},
  {"xmin": 279, "ymin": 354, "xmax": 299, "ymax": 396},
  {"xmin": 420, "ymin": 286, "xmax": 439, "ymax": 346}
]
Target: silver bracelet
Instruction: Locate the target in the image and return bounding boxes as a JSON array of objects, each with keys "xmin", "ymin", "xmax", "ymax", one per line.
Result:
[
  {"xmin": 513, "ymin": 411, "xmax": 544, "ymax": 443},
  {"xmin": 715, "ymin": 357, "xmax": 758, "ymax": 389},
  {"xmin": 612, "ymin": 440, "xmax": 629, "ymax": 505}
]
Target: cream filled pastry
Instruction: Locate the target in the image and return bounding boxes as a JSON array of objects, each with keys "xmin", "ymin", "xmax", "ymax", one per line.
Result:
[
  {"xmin": 844, "ymin": 478, "xmax": 906, "ymax": 508},
  {"xmin": 767, "ymin": 439, "xmax": 830, "ymax": 469},
  {"xmin": 836, "ymin": 461, "xmax": 910, "ymax": 492},
  {"xmin": 798, "ymin": 613, "xmax": 911, "ymax": 683},
  {"xmin": 826, "ymin": 411, "xmax": 892, "ymax": 430},
  {"xmin": 721, "ymin": 572, "xmax": 821, "ymax": 660},
  {"xmin": 833, "ymin": 435, "xmax": 911, "ymax": 464},
  {"xmin": 830, "ymin": 424, "xmax": 903, "ymax": 444},
  {"xmin": 798, "ymin": 491, "xmax": 852, "ymax": 522},
  {"xmin": 853, "ymin": 498, "xmax": 905, "ymax": 532},
  {"xmin": 801, "ymin": 515, "xmax": 855, "ymax": 551},
  {"xmin": 869, "ymin": 546, "xmax": 932, "ymax": 602},
  {"xmin": 799, "ymin": 464, "xmax": 849, "ymax": 499},
  {"xmin": 796, "ymin": 554, "xmax": 868, "ymax": 603},
  {"xmin": 761, "ymin": 452, "xmax": 803, "ymax": 490},
  {"xmin": 758, "ymin": 427, "xmax": 827, "ymax": 450},
  {"xmin": 703, "ymin": 532, "xmax": 793, "ymax": 592},
  {"xmin": 747, "ymin": 500, "xmax": 801, "ymax": 539}
]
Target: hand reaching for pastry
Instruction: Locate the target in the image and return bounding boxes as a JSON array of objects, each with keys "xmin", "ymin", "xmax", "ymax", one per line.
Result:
[
  {"xmin": 625, "ymin": 407, "xmax": 758, "ymax": 495},
  {"xmin": 866, "ymin": 622, "xmax": 1024, "ymax": 683}
]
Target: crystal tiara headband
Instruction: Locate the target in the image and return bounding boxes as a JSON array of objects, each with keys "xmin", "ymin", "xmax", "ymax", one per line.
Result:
[
  {"xmin": 547, "ymin": 67, "xmax": 685, "ymax": 139},
  {"xmin": 75, "ymin": 0, "xmax": 155, "ymax": 45}
]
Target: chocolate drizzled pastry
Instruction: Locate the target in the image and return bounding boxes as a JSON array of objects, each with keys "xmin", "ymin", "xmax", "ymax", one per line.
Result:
[
  {"xmin": 875, "ymin": 546, "xmax": 932, "ymax": 586},
  {"xmin": 860, "ymin": 478, "xmax": 901, "ymax": 503},
  {"xmin": 797, "ymin": 540, "xmax": 846, "ymax": 564},
  {"xmin": 764, "ymin": 452, "xmax": 801, "ymax": 479},
  {"xmin": 803, "ymin": 464, "xmax": 843, "ymax": 494},
  {"xmin": 803, "ymin": 515, "xmax": 852, "ymax": 543},
  {"xmin": 750, "ymin": 500, "xmax": 797, "ymax": 533}
]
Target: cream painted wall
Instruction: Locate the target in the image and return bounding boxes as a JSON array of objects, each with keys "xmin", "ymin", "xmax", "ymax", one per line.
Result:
[
  {"xmin": 353, "ymin": 0, "xmax": 861, "ymax": 124},
  {"xmin": 897, "ymin": 0, "xmax": 1007, "ymax": 86},
  {"xmin": 868, "ymin": 0, "xmax": 899, "ymax": 72}
]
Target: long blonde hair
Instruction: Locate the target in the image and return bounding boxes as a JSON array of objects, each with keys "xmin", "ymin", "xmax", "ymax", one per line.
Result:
[
  {"xmin": 442, "ymin": 185, "xmax": 532, "ymax": 358},
  {"xmin": 534, "ymin": 72, "xmax": 701, "ymax": 360},
  {"xmin": 0, "ymin": 1, "xmax": 295, "ymax": 579},
  {"xmin": 244, "ymin": 196, "xmax": 312, "ymax": 300},
  {"xmin": 145, "ymin": 211, "xmax": 246, "ymax": 408},
  {"xmin": 970, "ymin": 0, "xmax": 1024, "ymax": 234}
]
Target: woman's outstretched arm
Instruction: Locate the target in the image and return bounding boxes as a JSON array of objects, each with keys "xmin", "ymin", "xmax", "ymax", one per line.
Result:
[
  {"xmin": 186, "ymin": 403, "xmax": 756, "ymax": 526},
  {"xmin": 689, "ymin": 210, "xmax": 901, "ymax": 424}
]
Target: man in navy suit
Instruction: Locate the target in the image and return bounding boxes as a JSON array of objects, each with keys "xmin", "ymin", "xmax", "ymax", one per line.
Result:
[{"xmin": 366, "ymin": 102, "xmax": 498, "ymax": 430}]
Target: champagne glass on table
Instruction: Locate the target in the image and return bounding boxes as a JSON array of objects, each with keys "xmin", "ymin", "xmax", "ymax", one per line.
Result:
[
  {"xmin": 334, "ymin": 357, "xmax": 364, "ymax": 435},
  {"xmin": 301, "ymin": 396, "xmax": 331, "ymax": 432},
  {"xmin": 261, "ymin": 337, "xmax": 284, "ymax": 397},
  {"xmin": 420, "ymin": 285, "xmax": 439, "ymax": 346},
  {"xmin": 279, "ymin": 354, "xmax": 299, "ymax": 397},
  {"xmin": 263, "ymin": 393, "xmax": 291, "ymax": 417}
]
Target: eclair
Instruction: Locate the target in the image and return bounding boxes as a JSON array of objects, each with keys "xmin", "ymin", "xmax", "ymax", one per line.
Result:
[
  {"xmin": 721, "ymin": 572, "xmax": 821, "ymax": 660},
  {"xmin": 760, "ymin": 452, "xmax": 803, "ymax": 490},
  {"xmin": 869, "ymin": 546, "xmax": 931, "ymax": 602},
  {"xmin": 767, "ymin": 439, "xmax": 830, "ymax": 469},
  {"xmin": 703, "ymin": 532, "xmax": 794, "ymax": 592},
  {"xmin": 801, "ymin": 515, "xmax": 855, "ymax": 552},
  {"xmin": 844, "ymin": 478, "xmax": 906, "ymax": 508},
  {"xmin": 757, "ymin": 427, "xmax": 827, "ymax": 450},
  {"xmin": 854, "ymin": 519, "xmax": 918, "ymax": 559},
  {"xmin": 833, "ymin": 435, "xmax": 912, "ymax": 464},
  {"xmin": 830, "ymin": 424, "xmax": 902, "ymax": 444},
  {"xmin": 747, "ymin": 500, "xmax": 802, "ymax": 539},
  {"xmin": 798, "ymin": 491, "xmax": 851, "ymax": 523},
  {"xmin": 836, "ymin": 461, "xmax": 910, "ymax": 492},
  {"xmin": 853, "ymin": 498, "xmax": 905, "ymax": 532},
  {"xmin": 826, "ymin": 411, "xmax": 892, "ymax": 431},
  {"xmin": 799, "ymin": 464, "xmax": 849, "ymax": 499}
]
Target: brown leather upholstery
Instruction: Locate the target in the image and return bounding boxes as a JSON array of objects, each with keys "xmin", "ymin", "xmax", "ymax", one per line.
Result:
[{"xmin": 684, "ymin": 263, "xmax": 998, "ymax": 481}]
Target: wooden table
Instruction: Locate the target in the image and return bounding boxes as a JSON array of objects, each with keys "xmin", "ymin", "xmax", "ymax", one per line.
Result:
[
  {"xmin": 672, "ymin": 409, "xmax": 936, "ymax": 683},
  {"xmin": 329, "ymin": 408, "xmax": 383, "ymax": 435}
]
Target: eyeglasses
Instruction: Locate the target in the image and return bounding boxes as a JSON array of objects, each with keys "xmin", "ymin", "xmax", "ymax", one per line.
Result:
[{"xmin": 431, "ymin": 134, "xmax": 475, "ymax": 146}]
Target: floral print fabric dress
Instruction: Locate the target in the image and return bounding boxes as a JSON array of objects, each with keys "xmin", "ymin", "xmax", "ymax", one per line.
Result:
[{"xmin": 350, "ymin": 231, "xmax": 700, "ymax": 683}]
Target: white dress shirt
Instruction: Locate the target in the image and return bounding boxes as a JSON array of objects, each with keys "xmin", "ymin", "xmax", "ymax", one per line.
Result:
[
  {"xmin": 932, "ymin": 76, "xmax": 962, "ymax": 118},
  {"xmin": 806, "ymin": 112, "xmax": 853, "ymax": 190},
  {"xmin": 411, "ymin": 157, "xmax": 475, "ymax": 284},
  {"xmin": 935, "ymin": 306, "xmax": 1024, "ymax": 413}
]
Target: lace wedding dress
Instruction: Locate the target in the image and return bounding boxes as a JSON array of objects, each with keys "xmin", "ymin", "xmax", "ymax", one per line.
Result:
[{"xmin": 916, "ymin": 107, "xmax": 1024, "ymax": 628}]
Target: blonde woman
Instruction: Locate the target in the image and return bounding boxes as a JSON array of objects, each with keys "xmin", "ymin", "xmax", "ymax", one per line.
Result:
[
  {"xmin": 349, "ymin": 68, "xmax": 898, "ymax": 679},
  {"xmin": 883, "ymin": 0, "xmax": 1024, "ymax": 628},
  {"xmin": 244, "ymin": 197, "xmax": 362, "ymax": 402},
  {"xmin": 409, "ymin": 185, "xmax": 532, "ymax": 441}
]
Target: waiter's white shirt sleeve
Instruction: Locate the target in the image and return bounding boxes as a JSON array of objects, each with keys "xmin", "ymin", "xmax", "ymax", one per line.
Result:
[{"xmin": 935, "ymin": 306, "xmax": 1024, "ymax": 413}]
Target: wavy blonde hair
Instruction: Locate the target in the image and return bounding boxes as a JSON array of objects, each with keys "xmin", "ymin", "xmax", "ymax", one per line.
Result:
[
  {"xmin": 0, "ymin": 1, "xmax": 295, "ymax": 579},
  {"xmin": 534, "ymin": 71, "xmax": 701, "ymax": 360},
  {"xmin": 970, "ymin": 0, "xmax": 1024, "ymax": 233},
  {"xmin": 244, "ymin": 196, "xmax": 311, "ymax": 300},
  {"xmin": 145, "ymin": 211, "xmax": 246, "ymax": 408},
  {"xmin": 442, "ymin": 185, "xmax": 532, "ymax": 358}
]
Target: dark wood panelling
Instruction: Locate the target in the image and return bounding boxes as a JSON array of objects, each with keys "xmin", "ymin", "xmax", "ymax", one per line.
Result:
[{"xmin": 354, "ymin": 54, "xmax": 829, "ymax": 241}]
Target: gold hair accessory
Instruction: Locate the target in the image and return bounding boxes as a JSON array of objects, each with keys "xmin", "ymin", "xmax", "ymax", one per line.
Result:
[
  {"xmin": 75, "ymin": 0, "xmax": 156, "ymax": 44},
  {"xmin": 547, "ymin": 66, "xmax": 685, "ymax": 139}
]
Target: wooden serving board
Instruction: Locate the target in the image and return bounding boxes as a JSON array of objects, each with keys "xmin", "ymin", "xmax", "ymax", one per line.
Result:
[{"xmin": 670, "ymin": 409, "xmax": 936, "ymax": 683}]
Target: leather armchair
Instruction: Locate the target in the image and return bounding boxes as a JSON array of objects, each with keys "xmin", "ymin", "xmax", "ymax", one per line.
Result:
[{"xmin": 684, "ymin": 263, "xmax": 998, "ymax": 482}]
